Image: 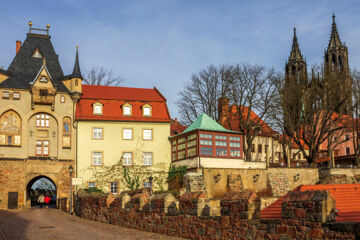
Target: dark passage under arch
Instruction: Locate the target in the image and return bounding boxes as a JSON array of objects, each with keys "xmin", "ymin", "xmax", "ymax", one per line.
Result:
[{"xmin": 26, "ymin": 175, "xmax": 57, "ymax": 208}]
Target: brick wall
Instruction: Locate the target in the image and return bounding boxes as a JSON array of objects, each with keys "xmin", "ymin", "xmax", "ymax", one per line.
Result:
[{"xmin": 74, "ymin": 189, "xmax": 359, "ymax": 239}]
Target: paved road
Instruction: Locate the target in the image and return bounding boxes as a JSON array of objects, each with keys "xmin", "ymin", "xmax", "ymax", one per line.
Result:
[{"xmin": 0, "ymin": 208, "xmax": 183, "ymax": 240}]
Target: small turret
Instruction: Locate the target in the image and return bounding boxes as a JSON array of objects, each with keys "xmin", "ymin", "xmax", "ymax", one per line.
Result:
[{"xmin": 62, "ymin": 46, "xmax": 82, "ymax": 97}]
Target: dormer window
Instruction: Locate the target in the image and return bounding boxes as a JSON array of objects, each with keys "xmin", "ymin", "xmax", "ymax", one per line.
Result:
[
  {"xmin": 123, "ymin": 103, "xmax": 132, "ymax": 116},
  {"xmin": 40, "ymin": 75, "xmax": 48, "ymax": 83},
  {"xmin": 39, "ymin": 89, "xmax": 48, "ymax": 96},
  {"xmin": 60, "ymin": 95, "xmax": 65, "ymax": 103},
  {"xmin": 2, "ymin": 91, "xmax": 9, "ymax": 99},
  {"xmin": 32, "ymin": 48, "xmax": 42, "ymax": 58},
  {"xmin": 142, "ymin": 104, "xmax": 152, "ymax": 116},
  {"xmin": 93, "ymin": 102, "xmax": 103, "ymax": 115}
]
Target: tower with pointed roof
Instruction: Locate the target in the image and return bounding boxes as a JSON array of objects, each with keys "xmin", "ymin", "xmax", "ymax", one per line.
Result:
[
  {"xmin": 284, "ymin": 28, "xmax": 307, "ymax": 126},
  {"xmin": 323, "ymin": 14, "xmax": 352, "ymax": 115},
  {"xmin": 62, "ymin": 46, "xmax": 83, "ymax": 100}
]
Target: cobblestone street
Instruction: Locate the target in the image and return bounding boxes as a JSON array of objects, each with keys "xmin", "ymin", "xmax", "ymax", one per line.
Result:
[{"xmin": 0, "ymin": 208, "xmax": 183, "ymax": 240}]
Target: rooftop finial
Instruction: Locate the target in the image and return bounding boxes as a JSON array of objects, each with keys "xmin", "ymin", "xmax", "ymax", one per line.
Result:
[
  {"xmin": 29, "ymin": 20, "xmax": 32, "ymax": 27},
  {"xmin": 332, "ymin": 12, "xmax": 336, "ymax": 24},
  {"xmin": 42, "ymin": 57, "xmax": 46, "ymax": 66}
]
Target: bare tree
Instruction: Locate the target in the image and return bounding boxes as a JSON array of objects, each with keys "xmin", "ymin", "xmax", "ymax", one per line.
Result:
[
  {"xmin": 226, "ymin": 64, "xmax": 278, "ymax": 161},
  {"xmin": 33, "ymin": 178, "xmax": 56, "ymax": 191},
  {"xmin": 83, "ymin": 67, "xmax": 124, "ymax": 86},
  {"xmin": 282, "ymin": 66, "xmax": 350, "ymax": 165},
  {"xmin": 350, "ymin": 69, "xmax": 360, "ymax": 167},
  {"xmin": 177, "ymin": 65, "xmax": 231, "ymax": 125}
]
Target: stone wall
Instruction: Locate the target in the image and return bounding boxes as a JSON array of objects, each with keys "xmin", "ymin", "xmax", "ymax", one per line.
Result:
[
  {"xmin": 0, "ymin": 159, "xmax": 73, "ymax": 209},
  {"xmin": 75, "ymin": 190, "xmax": 359, "ymax": 239},
  {"xmin": 203, "ymin": 168, "xmax": 319, "ymax": 198}
]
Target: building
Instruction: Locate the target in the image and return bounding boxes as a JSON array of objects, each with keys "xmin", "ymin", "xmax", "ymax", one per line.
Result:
[
  {"xmin": 75, "ymin": 85, "xmax": 171, "ymax": 193},
  {"xmin": 0, "ymin": 22, "xmax": 81, "ymax": 209},
  {"xmin": 170, "ymin": 113, "xmax": 266, "ymax": 170},
  {"xmin": 284, "ymin": 14, "xmax": 352, "ymax": 116}
]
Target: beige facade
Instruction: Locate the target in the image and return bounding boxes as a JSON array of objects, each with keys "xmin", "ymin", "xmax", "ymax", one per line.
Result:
[{"xmin": 76, "ymin": 121, "xmax": 171, "ymax": 193}]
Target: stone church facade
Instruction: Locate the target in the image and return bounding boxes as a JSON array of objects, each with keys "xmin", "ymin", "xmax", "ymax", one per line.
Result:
[
  {"xmin": 284, "ymin": 14, "xmax": 353, "ymax": 117},
  {"xmin": 0, "ymin": 22, "xmax": 82, "ymax": 209}
]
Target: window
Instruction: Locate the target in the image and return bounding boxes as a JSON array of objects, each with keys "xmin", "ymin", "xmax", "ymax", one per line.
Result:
[
  {"xmin": 75, "ymin": 79, "xmax": 79, "ymax": 86},
  {"xmin": 215, "ymin": 135, "xmax": 227, "ymax": 140},
  {"xmin": 292, "ymin": 153, "xmax": 297, "ymax": 159},
  {"xmin": 123, "ymin": 104, "xmax": 132, "ymax": 116},
  {"xmin": 123, "ymin": 128, "xmax": 133, "ymax": 140},
  {"xmin": 36, "ymin": 114, "xmax": 50, "ymax": 128},
  {"xmin": 13, "ymin": 92, "xmax": 20, "ymax": 100},
  {"xmin": 258, "ymin": 144, "xmax": 262, "ymax": 153},
  {"xmin": 92, "ymin": 128, "xmax": 103, "ymax": 139},
  {"xmin": 143, "ymin": 152, "xmax": 153, "ymax": 166},
  {"xmin": 230, "ymin": 149, "xmax": 241, "ymax": 157},
  {"xmin": 88, "ymin": 182, "xmax": 96, "ymax": 188},
  {"xmin": 187, "ymin": 148, "xmax": 196, "ymax": 157},
  {"xmin": 92, "ymin": 152, "xmax": 103, "ymax": 165},
  {"xmin": 39, "ymin": 89, "xmax": 48, "ymax": 96},
  {"xmin": 187, "ymin": 134, "xmax": 196, "ymax": 140},
  {"xmin": 200, "ymin": 133, "xmax": 212, "ymax": 139},
  {"xmin": 40, "ymin": 75, "xmax": 48, "ymax": 83},
  {"xmin": 200, "ymin": 140, "xmax": 212, "ymax": 145},
  {"xmin": 265, "ymin": 145, "xmax": 268, "ymax": 153},
  {"xmin": 215, "ymin": 141, "xmax": 227, "ymax": 147},
  {"xmin": 187, "ymin": 140, "xmax": 196, "ymax": 148},
  {"xmin": 143, "ymin": 107, "xmax": 151, "ymax": 116},
  {"xmin": 229, "ymin": 142, "xmax": 241, "ymax": 148},
  {"xmin": 346, "ymin": 147, "xmax": 351, "ymax": 155},
  {"xmin": 251, "ymin": 144, "xmax": 255, "ymax": 153},
  {"xmin": 177, "ymin": 150, "xmax": 185, "ymax": 159},
  {"xmin": 60, "ymin": 95, "xmax": 65, "ymax": 103},
  {"xmin": 93, "ymin": 104, "xmax": 103, "ymax": 115},
  {"xmin": 2, "ymin": 91, "xmax": 9, "ymax": 99},
  {"xmin": 122, "ymin": 152, "xmax": 132, "ymax": 166},
  {"xmin": 36, "ymin": 140, "xmax": 49, "ymax": 156},
  {"xmin": 201, "ymin": 147, "xmax": 213, "ymax": 156},
  {"xmin": 143, "ymin": 129, "xmax": 152, "ymax": 140},
  {"xmin": 110, "ymin": 182, "xmax": 118, "ymax": 194},
  {"xmin": 345, "ymin": 135, "xmax": 350, "ymax": 141},
  {"xmin": 229, "ymin": 136, "xmax": 241, "ymax": 141},
  {"xmin": 216, "ymin": 148, "xmax": 227, "ymax": 156}
]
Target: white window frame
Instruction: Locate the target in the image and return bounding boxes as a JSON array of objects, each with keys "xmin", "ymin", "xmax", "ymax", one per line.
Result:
[
  {"xmin": 92, "ymin": 128, "xmax": 103, "ymax": 139},
  {"xmin": 88, "ymin": 182, "xmax": 96, "ymax": 188},
  {"xmin": 110, "ymin": 182, "xmax": 118, "ymax": 194},
  {"xmin": 36, "ymin": 140, "xmax": 49, "ymax": 156},
  {"xmin": 122, "ymin": 152, "xmax": 132, "ymax": 166},
  {"xmin": 92, "ymin": 152, "xmax": 103, "ymax": 166},
  {"xmin": 123, "ymin": 128, "xmax": 133, "ymax": 140},
  {"xmin": 36, "ymin": 114, "xmax": 50, "ymax": 128},
  {"xmin": 143, "ymin": 129, "xmax": 152, "ymax": 140},
  {"xmin": 123, "ymin": 106, "xmax": 131, "ymax": 116},
  {"xmin": 13, "ymin": 92, "xmax": 20, "ymax": 100},
  {"xmin": 143, "ymin": 107, "xmax": 151, "ymax": 116},
  {"xmin": 93, "ymin": 103, "xmax": 103, "ymax": 115},
  {"xmin": 2, "ymin": 91, "xmax": 10, "ymax": 99},
  {"xmin": 143, "ymin": 152, "xmax": 153, "ymax": 166},
  {"xmin": 60, "ymin": 95, "xmax": 65, "ymax": 103}
]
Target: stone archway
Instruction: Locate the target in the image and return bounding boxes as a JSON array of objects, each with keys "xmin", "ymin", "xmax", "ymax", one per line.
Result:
[{"xmin": 26, "ymin": 175, "xmax": 57, "ymax": 208}]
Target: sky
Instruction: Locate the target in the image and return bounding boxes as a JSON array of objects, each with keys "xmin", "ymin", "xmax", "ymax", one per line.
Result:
[{"xmin": 1, "ymin": 0, "xmax": 360, "ymax": 119}]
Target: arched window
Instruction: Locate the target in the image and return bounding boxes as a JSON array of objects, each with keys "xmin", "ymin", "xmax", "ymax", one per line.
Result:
[
  {"xmin": 93, "ymin": 102, "xmax": 103, "ymax": 115},
  {"xmin": 142, "ymin": 104, "xmax": 152, "ymax": 116},
  {"xmin": 62, "ymin": 117, "xmax": 71, "ymax": 148},
  {"xmin": 0, "ymin": 110, "xmax": 21, "ymax": 146},
  {"xmin": 36, "ymin": 114, "xmax": 50, "ymax": 128},
  {"xmin": 122, "ymin": 103, "xmax": 132, "ymax": 116}
]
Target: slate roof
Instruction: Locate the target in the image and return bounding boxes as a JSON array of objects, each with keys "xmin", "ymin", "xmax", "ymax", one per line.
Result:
[
  {"xmin": 0, "ymin": 33, "xmax": 69, "ymax": 92},
  {"xmin": 76, "ymin": 85, "xmax": 171, "ymax": 122},
  {"xmin": 182, "ymin": 113, "xmax": 236, "ymax": 134}
]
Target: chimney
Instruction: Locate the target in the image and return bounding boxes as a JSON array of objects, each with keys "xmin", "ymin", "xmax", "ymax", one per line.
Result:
[{"xmin": 16, "ymin": 41, "xmax": 21, "ymax": 54}]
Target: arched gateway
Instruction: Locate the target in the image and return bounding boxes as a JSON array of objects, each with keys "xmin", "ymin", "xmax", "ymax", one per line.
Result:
[
  {"xmin": 0, "ymin": 23, "xmax": 81, "ymax": 209},
  {"xmin": 26, "ymin": 175, "xmax": 56, "ymax": 208}
]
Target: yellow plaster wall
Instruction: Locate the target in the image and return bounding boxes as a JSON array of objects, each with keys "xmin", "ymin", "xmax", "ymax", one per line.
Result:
[
  {"xmin": 77, "ymin": 121, "xmax": 171, "ymax": 191},
  {"xmin": 0, "ymin": 89, "xmax": 76, "ymax": 160}
]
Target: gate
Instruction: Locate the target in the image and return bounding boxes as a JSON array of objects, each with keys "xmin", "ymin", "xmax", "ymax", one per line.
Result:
[{"xmin": 8, "ymin": 192, "xmax": 18, "ymax": 209}]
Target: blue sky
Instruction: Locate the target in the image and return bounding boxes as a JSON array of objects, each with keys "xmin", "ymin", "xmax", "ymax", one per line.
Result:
[{"xmin": 1, "ymin": 0, "xmax": 360, "ymax": 118}]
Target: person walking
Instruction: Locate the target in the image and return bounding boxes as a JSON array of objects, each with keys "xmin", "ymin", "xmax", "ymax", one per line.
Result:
[
  {"xmin": 37, "ymin": 194, "xmax": 45, "ymax": 208},
  {"xmin": 44, "ymin": 195, "xmax": 50, "ymax": 208}
]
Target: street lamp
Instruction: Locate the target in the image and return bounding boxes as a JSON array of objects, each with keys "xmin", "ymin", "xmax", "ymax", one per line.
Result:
[{"xmin": 68, "ymin": 165, "xmax": 73, "ymax": 214}]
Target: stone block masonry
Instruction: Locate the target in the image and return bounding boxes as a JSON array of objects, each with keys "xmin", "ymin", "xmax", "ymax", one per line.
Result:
[{"xmin": 75, "ymin": 189, "xmax": 358, "ymax": 239}]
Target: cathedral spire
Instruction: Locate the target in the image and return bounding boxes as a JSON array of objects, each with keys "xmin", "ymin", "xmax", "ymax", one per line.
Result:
[
  {"xmin": 289, "ymin": 27, "xmax": 303, "ymax": 61},
  {"xmin": 71, "ymin": 46, "xmax": 82, "ymax": 79},
  {"xmin": 328, "ymin": 13, "xmax": 342, "ymax": 49}
]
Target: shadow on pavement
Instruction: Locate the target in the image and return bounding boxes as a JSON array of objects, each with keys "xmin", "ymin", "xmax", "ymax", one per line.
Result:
[{"xmin": 0, "ymin": 210, "xmax": 28, "ymax": 240}]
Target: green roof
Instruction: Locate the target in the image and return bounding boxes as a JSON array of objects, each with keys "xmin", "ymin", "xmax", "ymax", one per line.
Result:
[{"xmin": 182, "ymin": 113, "xmax": 234, "ymax": 134}]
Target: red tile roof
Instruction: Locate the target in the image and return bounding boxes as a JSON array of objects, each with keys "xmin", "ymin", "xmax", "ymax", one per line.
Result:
[
  {"xmin": 220, "ymin": 105, "xmax": 276, "ymax": 137},
  {"xmin": 76, "ymin": 85, "xmax": 171, "ymax": 122},
  {"xmin": 170, "ymin": 118, "xmax": 187, "ymax": 136},
  {"xmin": 261, "ymin": 184, "xmax": 360, "ymax": 222}
]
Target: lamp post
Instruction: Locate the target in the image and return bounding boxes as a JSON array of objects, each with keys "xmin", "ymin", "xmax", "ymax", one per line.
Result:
[{"xmin": 68, "ymin": 165, "xmax": 73, "ymax": 214}]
